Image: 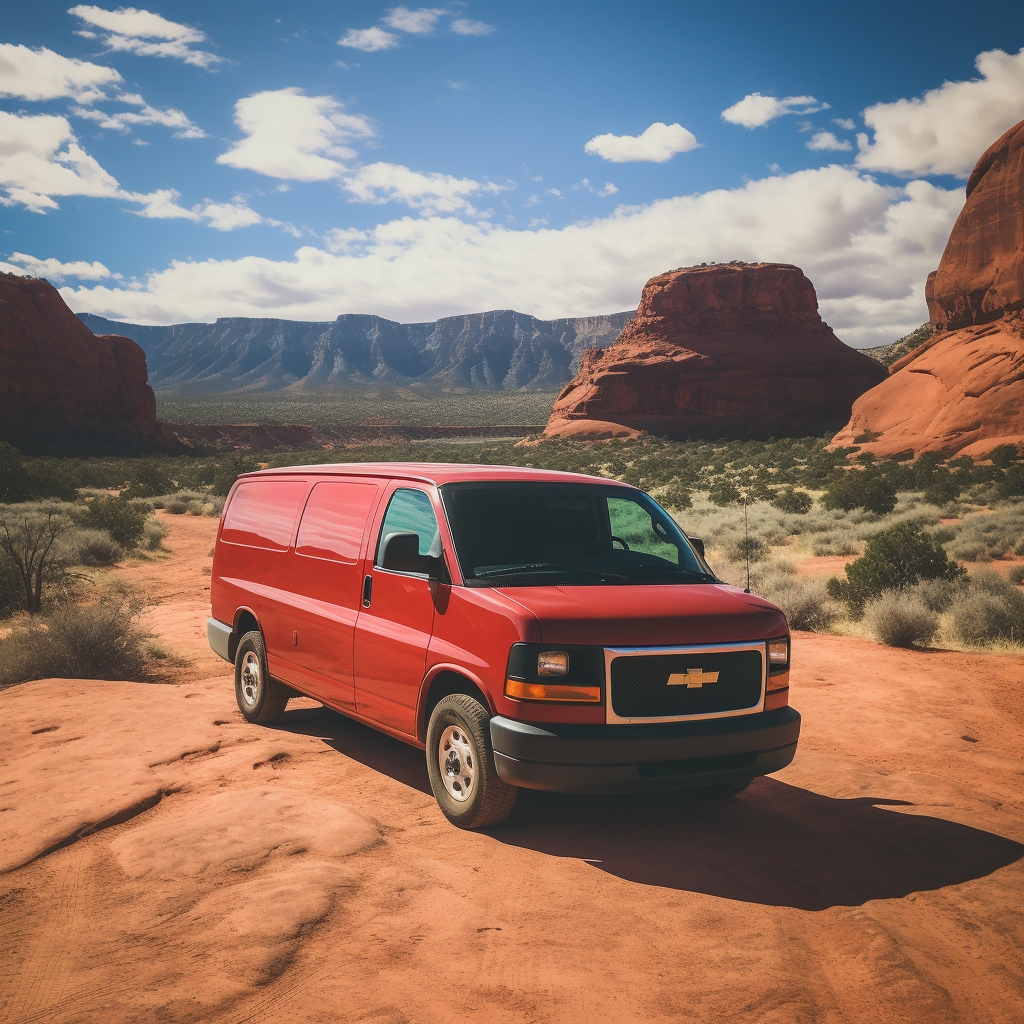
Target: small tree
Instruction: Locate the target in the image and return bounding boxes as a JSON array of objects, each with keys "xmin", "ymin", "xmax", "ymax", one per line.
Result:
[
  {"xmin": 0, "ymin": 510, "xmax": 68, "ymax": 613},
  {"xmin": 827, "ymin": 521, "xmax": 965, "ymax": 613},
  {"xmin": 772, "ymin": 488, "xmax": 813, "ymax": 514},
  {"xmin": 821, "ymin": 468, "xmax": 897, "ymax": 515}
]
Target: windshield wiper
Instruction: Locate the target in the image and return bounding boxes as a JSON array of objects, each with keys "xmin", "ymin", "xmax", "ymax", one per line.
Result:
[
  {"xmin": 621, "ymin": 564, "xmax": 716, "ymax": 580},
  {"xmin": 474, "ymin": 562, "xmax": 628, "ymax": 581}
]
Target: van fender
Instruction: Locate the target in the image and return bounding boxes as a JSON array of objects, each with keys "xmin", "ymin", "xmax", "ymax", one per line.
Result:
[
  {"xmin": 416, "ymin": 662, "xmax": 496, "ymax": 743},
  {"xmin": 229, "ymin": 605, "xmax": 263, "ymax": 662}
]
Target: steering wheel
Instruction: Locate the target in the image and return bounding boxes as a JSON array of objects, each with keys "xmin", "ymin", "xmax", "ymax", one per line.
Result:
[{"xmin": 611, "ymin": 535, "xmax": 630, "ymax": 551}]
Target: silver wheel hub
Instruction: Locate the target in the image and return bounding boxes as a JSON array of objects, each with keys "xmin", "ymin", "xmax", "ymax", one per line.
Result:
[
  {"xmin": 438, "ymin": 725, "xmax": 476, "ymax": 803},
  {"xmin": 240, "ymin": 650, "xmax": 262, "ymax": 709}
]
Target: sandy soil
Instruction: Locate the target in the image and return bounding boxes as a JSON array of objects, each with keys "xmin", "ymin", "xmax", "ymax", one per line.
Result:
[{"xmin": 1, "ymin": 513, "xmax": 1021, "ymax": 1024}]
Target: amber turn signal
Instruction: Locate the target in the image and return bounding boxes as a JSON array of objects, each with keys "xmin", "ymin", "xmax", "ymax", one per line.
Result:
[{"xmin": 505, "ymin": 678, "xmax": 601, "ymax": 702}]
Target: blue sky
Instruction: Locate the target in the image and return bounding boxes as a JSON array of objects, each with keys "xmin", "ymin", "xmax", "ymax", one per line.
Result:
[{"xmin": 1, "ymin": 1, "xmax": 1022, "ymax": 344}]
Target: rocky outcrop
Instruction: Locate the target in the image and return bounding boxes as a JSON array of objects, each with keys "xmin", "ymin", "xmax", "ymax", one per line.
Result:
[
  {"xmin": 77, "ymin": 308, "xmax": 635, "ymax": 394},
  {"xmin": 0, "ymin": 273, "xmax": 167, "ymax": 453},
  {"xmin": 544, "ymin": 263, "xmax": 887, "ymax": 440},
  {"xmin": 831, "ymin": 120, "xmax": 1024, "ymax": 460}
]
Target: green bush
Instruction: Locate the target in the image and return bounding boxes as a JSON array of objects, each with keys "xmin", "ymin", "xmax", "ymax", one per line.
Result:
[
  {"xmin": 827, "ymin": 521, "xmax": 965, "ymax": 613},
  {"xmin": 948, "ymin": 577, "xmax": 1024, "ymax": 645},
  {"xmin": 922, "ymin": 470, "xmax": 961, "ymax": 507},
  {"xmin": 0, "ymin": 551, "xmax": 21, "ymax": 617},
  {"xmin": 164, "ymin": 498, "xmax": 188, "ymax": 514},
  {"xmin": 79, "ymin": 496, "xmax": 148, "ymax": 549},
  {"xmin": 58, "ymin": 527, "xmax": 124, "ymax": 566},
  {"xmin": 708, "ymin": 480, "xmax": 741, "ymax": 506},
  {"xmin": 988, "ymin": 444, "xmax": 1020, "ymax": 469},
  {"xmin": 821, "ymin": 468, "xmax": 897, "ymax": 515},
  {"xmin": 772, "ymin": 488, "xmax": 813, "ymax": 514},
  {"xmin": 726, "ymin": 535, "xmax": 770, "ymax": 563},
  {"xmin": 1008, "ymin": 565, "xmax": 1024, "ymax": 586},
  {"xmin": 752, "ymin": 569, "xmax": 837, "ymax": 633},
  {"xmin": 660, "ymin": 482, "xmax": 692, "ymax": 509},
  {"xmin": 864, "ymin": 592, "xmax": 939, "ymax": 648},
  {"xmin": 143, "ymin": 519, "xmax": 167, "ymax": 551}
]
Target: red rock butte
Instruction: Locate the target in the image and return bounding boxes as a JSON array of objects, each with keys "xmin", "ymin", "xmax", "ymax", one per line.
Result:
[
  {"xmin": 0, "ymin": 273, "xmax": 168, "ymax": 453},
  {"xmin": 544, "ymin": 262, "xmax": 887, "ymax": 440},
  {"xmin": 832, "ymin": 119, "xmax": 1024, "ymax": 461}
]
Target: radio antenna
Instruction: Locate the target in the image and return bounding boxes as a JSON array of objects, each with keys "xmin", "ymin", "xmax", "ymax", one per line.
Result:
[{"xmin": 743, "ymin": 499, "xmax": 751, "ymax": 594}]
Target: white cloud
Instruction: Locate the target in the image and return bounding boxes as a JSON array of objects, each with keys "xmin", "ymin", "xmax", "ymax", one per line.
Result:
[
  {"xmin": 338, "ymin": 27, "xmax": 399, "ymax": 52},
  {"xmin": 72, "ymin": 102, "xmax": 205, "ymax": 138},
  {"xmin": 855, "ymin": 47, "xmax": 1024, "ymax": 177},
  {"xmin": 573, "ymin": 178, "xmax": 618, "ymax": 197},
  {"xmin": 807, "ymin": 131, "xmax": 852, "ymax": 152},
  {"xmin": 0, "ymin": 111, "xmax": 121, "ymax": 211},
  {"xmin": 125, "ymin": 187, "xmax": 197, "ymax": 219},
  {"xmin": 217, "ymin": 88, "xmax": 374, "ymax": 181},
  {"xmin": 124, "ymin": 189, "xmax": 270, "ymax": 231},
  {"xmin": 68, "ymin": 5, "xmax": 223, "ymax": 68},
  {"xmin": 833, "ymin": 117, "xmax": 856, "ymax": 130},
  {"xmin": 342, "ymin": 162, "xmax": 500, "ymax": 214},
  {"xmin": 721, "ymin": 93, "xmax": 829, "ymax": 128},
  {"xmin": 62, "ymin": 165, "xmax": 961, "ymax": 346},
  {"xmin": 199, "ymin": 198, "xmax": 265, "ymax": 231},
  {"xmin": 0, "ymin": 43, "xmax": 122, "ymax": 103},
  {"xmin": 2, "ymin": 252, "xmax": 112, "ymax": 280},
  {"xmin": 447, "ymin": 79, "xmax": 468, "ymax": 90},
  {"xmin": 450, "ymin": 18, "xmax": 494, "ymax": 35},
  {"xmin": 585, "ymin": 122, "xmax": 699, "ymax": 163},
  {"xmin": 384, "ymin": 7, "xmax": 445, "ymax": 33}
]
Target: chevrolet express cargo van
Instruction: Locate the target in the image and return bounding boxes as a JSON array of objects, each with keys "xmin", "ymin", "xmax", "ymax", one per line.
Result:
[{"xmin": 208, "ymin": 463, "xmax": 799, "ymax": 829}]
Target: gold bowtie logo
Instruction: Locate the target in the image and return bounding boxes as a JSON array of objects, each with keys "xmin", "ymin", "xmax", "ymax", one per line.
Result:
[{"xmin": 667, "ymin": 668, "xmax": 719, "ymax": 688}]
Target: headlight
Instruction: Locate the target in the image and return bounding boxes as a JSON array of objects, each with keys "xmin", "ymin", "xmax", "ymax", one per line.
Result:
[
  {"xmin": 537, "ymin": 650, "xmax": 569, "ymax": 676},
  {"xmin": 767, "ymin": 639, "xmax": 790, "ymax": 687}
]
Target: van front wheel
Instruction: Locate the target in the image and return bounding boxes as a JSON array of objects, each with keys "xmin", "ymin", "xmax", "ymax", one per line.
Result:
[
  {"xmin": 234, "ymin": 630, "xmax": 290, "ymax": 724},
  {"xmin": 426, "ymin": 694, "xmax": 516, "ymax": 829}
]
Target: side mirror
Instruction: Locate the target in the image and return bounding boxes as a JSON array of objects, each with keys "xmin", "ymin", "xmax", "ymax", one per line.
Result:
[
  {"xmin": 382, "ymin": 532, "xmax": 427, "ymax": 573},
  {"xmin": 688, "ymin": 536, "xmax": 705, "ymax": 558}
]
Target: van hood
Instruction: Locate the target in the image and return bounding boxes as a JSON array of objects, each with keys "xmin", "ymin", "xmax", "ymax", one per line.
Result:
[{"xmin": 494, "ymin": 583, "xmax": 787, "ymax": 647}]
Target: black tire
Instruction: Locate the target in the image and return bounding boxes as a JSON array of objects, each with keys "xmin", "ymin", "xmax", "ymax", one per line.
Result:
[
  {"xmin": 425, "ymin": 694, "xmax": 516, "ymax": 830},
  {"xmin": 234, "ymin": 630, "xmax": 290, "ymax": 724},
  {"xmin": 691, "ymin": 777, "xmax": 753, "ymax": 799}
]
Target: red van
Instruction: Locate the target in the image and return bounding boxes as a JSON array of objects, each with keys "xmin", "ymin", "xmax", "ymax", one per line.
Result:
[{"xmin": 208, "ymin": 463, "xmax": 799, "ymax": 829}]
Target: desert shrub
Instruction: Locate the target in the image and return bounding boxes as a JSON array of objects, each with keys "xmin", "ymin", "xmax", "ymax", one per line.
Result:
[
  {"xmin": 0, "ymin": 442, "xmax": 30, "ymax": 503},
  {"xmin": 212, "ymin": 454, "xmax": 260, "ymax": 497},
  {"xmin": 660, "ymin": 482, "xmax": 692, "ymax": 509},
  {"xmin": 864, "ymin": 591, "xmax": 939, "ymax": 648},
  {"xmin": 922, "ymin": 470, "xmax": 961, "ymax": 507},
  {"xmin": 752, "ymin": 569, "xmax": 837, "ymax": 633},
  {"xmin": 186, "ymin": 499, "xmax": 205, "ymax": 516},
  {"xmin": 827, "ymin": 521, "xmax": 965, "ymax": 613},
  {"xmin": 821, "ymin": 469, "xmax": 898, "ymax": 515},
  {"xmin": 0, "ymin": 598, "xmax": 151, "ymax": 686},
  {"xmin": 930, "ymin": 525, "xmax": 957, "ymax": 544},
  {"xmin": 908, "ymin": 577, "xmax": 963, "ymax": 612},
  {"xmin": 726, "ymin": 535, "xmax": 770, "ymax": 563},
  {"xmin": 0, "ymin": 507, "xmax": 72, "ymax": 612},
  {"xmin": 79, "ymin": 496, "xmax": 148, "ymax": 549},
  {"xmin": 122, "ymin": 461, "xmax": 174, "ymax": 498},
  {"xmin": 772, "ymin": 488, "xmax": 813, "ymax": 514},
  {"xmin": 1008, "ymin": 565, "xmax": 1024, "ymax": 586},
  {"xmin": 143, "ymin": 519, "xmax": 167, "ymax": 551},
  {"xmin": 812, "ymin": 535, "xmax": 861, "ymax": 557},
  {"xmin": 947, "ymin": 505, "xmax": 1024, "ymax": 562},
  {"xmin": 0, "ymin": 552, "xmax": 21, "ymax": 617},
  {"xmin": 947, "ymin": 584, "xmax": 1024, "ymax": 645},
  {"xmin": 707, "ymin": 480, "xmax": 741, "ymax": 506},
  {"xmin": 57, "ymin": 527, "xmax": 124, "ymax": 567},
  {"xmin": 164, "ymin": 498, "xmax": 188, "ymax": 514},
  {"xmin": 988, "ymin": 444, "xmax": 1020, "ymax": 469}
]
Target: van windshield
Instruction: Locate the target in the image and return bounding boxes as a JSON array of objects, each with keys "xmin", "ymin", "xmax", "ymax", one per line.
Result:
[{"xmin": 439, "ymin": 482, "xmax": 715, "ymax": 587}]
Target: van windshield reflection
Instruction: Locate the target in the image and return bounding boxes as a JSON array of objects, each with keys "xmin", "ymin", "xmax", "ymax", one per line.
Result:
[{"xmin": 439, "ymin": 483, "xmax": 715, "ymax": 587}]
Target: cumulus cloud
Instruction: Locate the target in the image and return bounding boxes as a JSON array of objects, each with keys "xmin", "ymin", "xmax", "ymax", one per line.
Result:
[
  {"xmin": 384, "ymin": 7, "xmax": 446, "ymax": 33},
  {"xmin": 806, "ymin": 131, "xmax": 852, "ymax": 152},
  {"xmin": 62, "ymin": 165, "xmax": 961, "ymax": 346},
  {"xmin": 833, "ymin": 117, "xmax": 856, "ymax": 130},
  {"xmin": 338, "ymin": 27, "xmax": 399, "ymax": 51},
  {"xmin": 855, "ymin": 47, "xmax": 1024, "ymax": 177},
  {"xmin": 1, "ymin": 252, "xmax": 112, "ymax": 280},
  {"xmin": 68, "ymin": 5, "xmax": 223, "ymax": 68},
  {"xmin": 450, "ymin": 18, "xmax": 494, "ymax": 35},
  {"xmin": 72, "ymin": 102, "xmax": 205, "ymax": 138},
  {"xmin": 342, "ymin": 162, "xmax": 500, "ymax": 214},
  {"xmin": 0, "ymin": 43, "xmax": 122, "ymax": 103},
  {"xmin": 198, "ymin": 198, "xmax": 266, "ymax": 231},
  {"xmin": 123, "ymin": 189, "xmax": 271, "ymax": 231},
  {"xmin": 217, "ymin": 88, "xmax": 374, "ymax": 181},
  {"xmin": 721, "ymin": 92, "xmax": 829, "ymax": 128},
  {"xmin": 573, "ymin": 178, "xmax": 618, "ymax": 197},
  {"xmin": 585, "ymin": 122, "xmax": 699, "ymax": 163}
]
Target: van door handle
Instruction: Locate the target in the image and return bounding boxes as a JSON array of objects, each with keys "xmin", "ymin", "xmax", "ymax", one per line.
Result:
[{"xmin": 362, "ymin": 574, "xmax": 372, "ymax": 608}]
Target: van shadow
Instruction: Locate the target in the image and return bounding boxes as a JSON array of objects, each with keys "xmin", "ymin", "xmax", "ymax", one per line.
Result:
[{"xmin": 273, "ymin": 705, "xmax": 1022, "ymax": 912}]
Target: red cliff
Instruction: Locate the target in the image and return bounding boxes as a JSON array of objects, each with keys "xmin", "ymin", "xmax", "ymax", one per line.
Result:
[
  {"xmin": 0, "ymin": 273, "xmax": 167, "ymax": 453},
  {"xmin": 831, "ymin": 120, "xmax": 1024, "ymax": 460},
  {"xmin": 544, "ymin": 262, "xmax": 887, "ymax": 439}
]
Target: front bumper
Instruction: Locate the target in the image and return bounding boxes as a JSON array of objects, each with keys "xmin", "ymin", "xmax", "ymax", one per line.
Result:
[{"xmin": 489, "ymin": 707, "xmax": 800, "ymax": 794}]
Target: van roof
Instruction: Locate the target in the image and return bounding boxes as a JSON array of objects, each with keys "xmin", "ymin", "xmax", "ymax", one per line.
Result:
[{"xmin": 247, "ymin": 462, "xmax": 635, "ymax": 488}]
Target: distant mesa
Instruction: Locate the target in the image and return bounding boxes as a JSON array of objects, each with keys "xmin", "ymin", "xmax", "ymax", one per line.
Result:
[
  {"xmin": 0, "ymin": 273, "xmax": 169, "ymax": 454},
  {"xmin": 544, "ymin": 262, "xmax": 887, "ymax": 440},
  {"xmin": 832, "ymin": 119, "xmax": 1024, "ymax": 461},
  {"xmin": 76, "ymin": 308, "xmax": 636, "ymax": 395}
]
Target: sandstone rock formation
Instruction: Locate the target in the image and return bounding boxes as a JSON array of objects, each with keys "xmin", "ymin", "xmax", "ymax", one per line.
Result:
[
  {"xmin": 78, "ymin": 307, "xmax": 635, "ymax": 394},
  {"xmin": 832, "ymin": 120, "xmax": 1024, "ymax": 460},
  {"xmin": 0, "ymin": 273, "xmax": 167, "ymax": 453},
  {"xmin": 544, "ymin": 263, "xmax": 887, "ymax": 440}
]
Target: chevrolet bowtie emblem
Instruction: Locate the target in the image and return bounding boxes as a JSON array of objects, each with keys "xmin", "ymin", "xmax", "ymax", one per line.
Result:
[{"xmin": 667, "ymin": 668, "xmax": 720, "ymax": 688}]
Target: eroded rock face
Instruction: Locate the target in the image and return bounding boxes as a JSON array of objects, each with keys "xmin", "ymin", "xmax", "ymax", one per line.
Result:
[
  {"xmin": 0, "ymin": 273, "xmax": 166, "ymax": 453},
  {"xmin": 545, "ymin": 263, "xmax": 887, "ymax": 439},
  {"xmin": 831, "ymin": 120, "xmax": 1024, "ymax": 460}
]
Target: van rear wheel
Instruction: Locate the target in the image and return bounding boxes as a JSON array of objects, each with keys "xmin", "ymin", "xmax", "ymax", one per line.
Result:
[
  {"xmin": 426, "ymin": 694, "xmax": 516, "ymax": 830},
  {"xmin": 234, "ymin": 630, "xmax": 290, "ymax": 724}
]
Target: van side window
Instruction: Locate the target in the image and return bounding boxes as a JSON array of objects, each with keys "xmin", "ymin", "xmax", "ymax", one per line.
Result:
[
  {"xmin": 375, "ymin": 488, "xmax": 440, "ymax": 565},
  {"xmin": 221, "ymin": 480, "xmax": 308, "ymax": 550},
  {"xmin": 296, "ymin": 481, "xmax": 379, "ymax": 563},
  {"xmin": 606, "ymin": 496, "xmax": 681, "ymax": 564}
]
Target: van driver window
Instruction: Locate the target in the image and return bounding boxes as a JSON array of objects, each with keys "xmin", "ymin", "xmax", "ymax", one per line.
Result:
[{"xmin": 375, "ymin": 488, "xmax": 440, "ymax": 565}]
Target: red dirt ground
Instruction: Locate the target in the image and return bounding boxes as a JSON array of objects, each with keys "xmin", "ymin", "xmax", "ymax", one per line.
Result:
[{"xmin": 1, "ymin": 512, "xmax": 1021, "ymax": 1023}]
